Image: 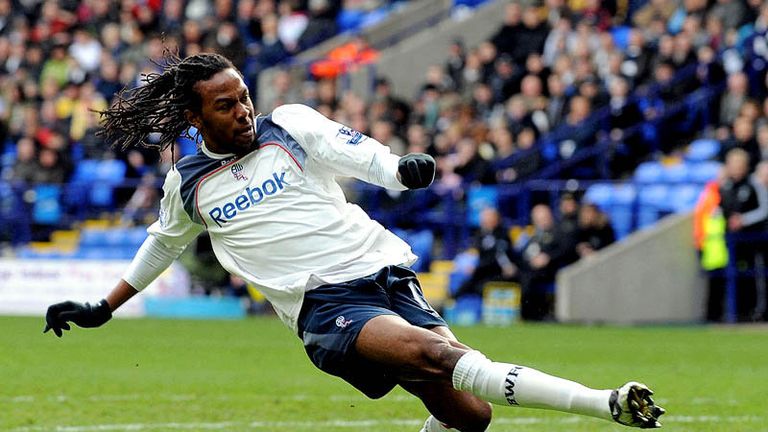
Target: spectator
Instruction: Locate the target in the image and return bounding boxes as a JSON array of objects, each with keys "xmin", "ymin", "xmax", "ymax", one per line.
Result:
[
  {"xmin": 69, "ymin": 27, "xmax": 102, "ymax": 74},
  {"xmin": 10, "ymin": 137, "xmax": 38, "ymax": 183},
  {"xmin": 34, "ymin": 148, "xmax": 67, "ymax": 184},
  {"xmin": 719, "ymin": 148, "xmax": 765, "ymax": 321},
  {"xmin": 519, "ymin": 204, "xmax": 568, "ymax": 321},
  {"xmin": 453, "ymin": 207, "xmax": 518, "ymax": 299},
  {"xmin": 545, "ymin": 73, "xmax": 568, "ymax": 128},
  {"xmin": 370, "ymin": 119, "xmax": 405, "ymax": 157},
  {"xmin": 632, "ymin": 0, "xmax": 677, "ymax": 29},
  {"xmin": 556, "ymin": 95, "xmax": 596, "ymax": 159},
  {"xmin": 575, "ymin": 203, "xmax": 616, "ymax": 258},
  {"xmin": 720, "ymin": 116, "xmax": 761, "ymax": 169},
  {"xmin": 491, "ymin": 3, "xmax": 523, "ymax": 61},
  {"xmin": 509, "ymin": 6, "xmax": 550, "ymax": 65},
  {"xmin": 297, "ymin": 0, "xmax": 340, "ymax": 52},
  {"xmin": 558, "ymin": 192, "xmax": 580, "ymax": 239},
  {"xmin": 720, "ymin": 72, "xmax": 749, "ymax": 126},
  {"xmin": 372, "ymin": 77, "xmax": 411, "ymax": 134}
]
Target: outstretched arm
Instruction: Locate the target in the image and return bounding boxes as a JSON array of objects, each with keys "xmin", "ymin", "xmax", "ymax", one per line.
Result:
[{"xmin": 44, "ymin": 168, "xmax": 203, "ymax": 337}]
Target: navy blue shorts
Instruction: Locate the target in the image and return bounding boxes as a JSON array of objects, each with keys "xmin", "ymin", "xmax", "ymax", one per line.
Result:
[{"xmin": 297, "ymin": 265, "xmax": 447, "ymax": 399}]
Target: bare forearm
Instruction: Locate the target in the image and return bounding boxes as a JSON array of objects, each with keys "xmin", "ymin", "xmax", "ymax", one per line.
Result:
[{"xmin": 105, "ymin": 279, "xmax": 140, "ymax": 312}]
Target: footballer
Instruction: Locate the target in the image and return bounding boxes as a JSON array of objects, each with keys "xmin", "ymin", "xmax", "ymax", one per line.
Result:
[{"xmin": 44, "ymin": 53, "xmax": 664, "ymax": 432}]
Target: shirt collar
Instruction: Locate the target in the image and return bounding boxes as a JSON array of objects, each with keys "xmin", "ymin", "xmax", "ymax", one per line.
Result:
[{"xmin": 200, "ymin": 141, "xmax": 236, "ymax": 160}]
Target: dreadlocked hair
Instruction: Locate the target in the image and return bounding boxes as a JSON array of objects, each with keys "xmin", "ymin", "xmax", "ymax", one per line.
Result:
[{"xmin": 98, "ymin": 52, "xmax": 236, "ymax": 153}]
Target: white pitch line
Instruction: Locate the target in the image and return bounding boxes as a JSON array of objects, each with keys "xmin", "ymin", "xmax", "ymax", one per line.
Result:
[{"xmin": 8, "ymin": 415, "xmax": 766, "ymax": 432}]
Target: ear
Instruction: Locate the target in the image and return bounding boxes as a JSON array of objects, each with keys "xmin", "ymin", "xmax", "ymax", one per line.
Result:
[{"xmin": 184, "ymin": 109, "xmax": 201, "ymax": 130}]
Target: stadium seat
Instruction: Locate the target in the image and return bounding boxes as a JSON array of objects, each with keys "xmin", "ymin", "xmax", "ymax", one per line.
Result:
[
  {"xmin": 32, "ymin": 185, "xmax": 62, "ymax": 225},
  {"xmin": 633, "ymin": 162, "xmax": 664, "ymax": 183},
  {"xmin": 72, "ymin": 160, "xmax": 100, "ymax": 182},
  {"xmin": 688, "ymin": 161, "xmax": 722, "ymax": 183},
  {"xmin": 611, "ymin": 183, "xmax": 637, "ymax": 206},
  {"xmin": 661, "ymin": 163, "xmax": 690, "ymax": 183},
  {"xmin": 391, "ymin": 228, "xmax": 434, "ymax": 272},
  {"xmin": 443, "ymin": 294, "xmax": 483, "ymax": 326},
  {"xmin": 178, "ymin": 127, "xmax": 199, "ymax": 156},
  {"xmin": 610, "ymin": 26, "xmax": 632, "ymax": 50},
  {"xmin": 669, "ymin": 184, "xmax": 703, "ymax": 212},
  {"xmin": 466, "ymin": 185, "xmax": 498, "ymax": 227},
  {"xmin": 336, "ymin": 10, "xmax": 365, "ymax": 32},
  {"xmin": 583, "ymin": 183, "xmax": 613, "ymax": 210},
  {"xmin": 79, "ymin": 229, "xmax": 109, "ymax": 246},
  {"xmin": 638, "ymin": 184, "xmax": 669, "ymax": 209},
  {"xmin": 91, "ymin": 160, "xmax": 127, "ymax": 208},
  {"xmin": 685, "ymin": 139, "xmax": 720, "ymax": 162},
  {"xmin": 609, "ymin": 184, "xmax": 637, "ymax": 239},
  {"xmin": 637, "ymin": 184, "xmax": 669, "ymax": 229}
]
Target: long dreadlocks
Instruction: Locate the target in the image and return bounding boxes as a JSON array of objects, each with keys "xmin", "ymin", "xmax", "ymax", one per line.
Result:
[{"xmin": 98, "ymin": 53, "xmax": 236, "ymax": 153}]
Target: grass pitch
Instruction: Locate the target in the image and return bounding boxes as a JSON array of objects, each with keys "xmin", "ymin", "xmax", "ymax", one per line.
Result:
[{"xmin": 2, "ymin": 316, "xmax": 767, "ymax": 431}]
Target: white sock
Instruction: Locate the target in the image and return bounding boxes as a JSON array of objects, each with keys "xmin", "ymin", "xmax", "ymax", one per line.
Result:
[
  {"xmin": 419, "ymin": 415, "xmax": 459, "ymax": 432},
  {"xmin": 452, "ymin": 350, "xmax": 612, "ymax": 420}
]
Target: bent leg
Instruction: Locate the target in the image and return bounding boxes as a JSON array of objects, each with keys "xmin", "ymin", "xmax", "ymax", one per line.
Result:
[
  {"xmin": 402, "ymin": 326, "xmax": 492, "ymax": 432},
  {"xmin": 354, "ymin": 315, "xmax": 649, "ymax": 427},
  {"xmin": 355, "ymin": 314, "xmax": 467, "ymax": 381}
]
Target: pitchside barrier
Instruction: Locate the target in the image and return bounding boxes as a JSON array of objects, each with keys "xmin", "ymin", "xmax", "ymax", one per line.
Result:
[
  {"xmin": 556, "ymin": 213, "xmax": 707, "ymax": 324},
  {"xmin": 0, "ymin": 259, "xmax": 238, "ymax": 318}
]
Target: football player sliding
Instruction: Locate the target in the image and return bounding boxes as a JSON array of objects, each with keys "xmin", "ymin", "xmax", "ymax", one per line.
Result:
[{"xmin": 44, "ymin": 53, "xmax": 664, "ymax": 431}]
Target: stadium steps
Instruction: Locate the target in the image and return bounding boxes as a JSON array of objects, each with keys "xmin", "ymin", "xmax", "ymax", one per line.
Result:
[
  {"xmin": 50, "ymin": 230, "xmax": 80, "ymax": 247},
  {"xmin": 417, "ymin": 260, "xmax": 455, "ymax": 308}
]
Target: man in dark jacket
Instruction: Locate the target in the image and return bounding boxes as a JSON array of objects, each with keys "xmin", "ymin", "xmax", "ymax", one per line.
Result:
[
  {"xmin": 454, "ymin": 207, "xmax": 518, "ymax": 298},
  {"xmin": 519, "ymin": 204, "xmax": 569, "ymax": 320},
  {"xmin": 719, "ymin": 148, "xmax": 767, "ymax": 321}
]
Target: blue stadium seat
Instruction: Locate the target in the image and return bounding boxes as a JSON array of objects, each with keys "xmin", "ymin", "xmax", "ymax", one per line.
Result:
[
  {"xmin": 90, "ymin": 160, "xmax": 127, "ymax": 208},
  {"xmin": 127, "ymin": 227, "xmax": 148, "ymax": 246},
  {"xmin": 32, "ymin": 185, "xmax": 62, "ymax": 225},
  {"xmin": 72, "ymin": 160, "xmax": 100, "ymax": 182},
  {"xmin": 583, "ymin": 183, "xmax": 613, "ymax": 210},
  {"xmin": 178, "ymin": 127, "xmax": 199, "ymax": 156},
  {"xmin": 79, "ymin": 229, "xmax": 109, "ymax": 246},
  {"xmin": 391, "ymin": 228, "xmax": 434, "ymax": 272},
  {"xmin": 443, "ymin": 294, "xmax": 482, "ymax": 326},
  {"xmin": 360, "ymin": 7, "xmax": 389, "ymax": 29},
  {"xmin": 633, "ymin": 162, "xmax": 664, "ymax": 183},
  {"xmin": 669, "ymin": 184, "xmax": 703, "ymax": 212},
  {"xmin": 336, "ymin": 10, "xmax": 365, "ymax": 32},
  {"xmin": 688, "ymin": 161, "xmax": 722, "ymax": 183},
  {"xmin": 609, "ymin": 184, "xmax": 637, "ymax": 239},
  {"xmin": 637, "ymin": 185, "xmax": 669, "ymax": 228},
  {"xmin": 95, "ymin": 160, "xmax": 127, "ymax": 183},
  {"xmin": 611, "ymin": 184, "xmax": 637, "ymax": 206},
  {"xmin": 609, "ymin": 208, "xmax": 634, "ymax": 239},
  {"xmin": 610, "ymin": 26, "xmax": 632, "ymax": 50},
  {"xmin": 662, "ymin": 163, "xmax": 690, "ymax": 183},
  {"xmin": 466, "ymin": 185, "xmax": 498, "ymax": 227},
  {"xmin": 685, "ymin": 139, "xmax": 721, "ymax": 162},
  {"xmin": 638, "ymin": 184, "xmax": 669, "ymax": 209}
]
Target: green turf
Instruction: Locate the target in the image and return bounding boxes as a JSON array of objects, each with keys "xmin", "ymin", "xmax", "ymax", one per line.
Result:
[{"xmin": 2, "ymin": 316, "xmax": 767, "ymax": 431}]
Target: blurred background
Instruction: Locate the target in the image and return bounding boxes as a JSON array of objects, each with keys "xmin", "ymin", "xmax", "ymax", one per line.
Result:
[{"xmin": 1, "ymin": 0, "xmax": 767, "ymax": 327}]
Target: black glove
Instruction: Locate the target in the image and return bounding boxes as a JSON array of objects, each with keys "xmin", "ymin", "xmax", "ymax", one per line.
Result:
[
  {"xmin": 44, "ymin": 299, "xmax": 112, "ymax": 337},
  {"xmin": 398, "ymin": 153, "xmax": 436, "ymax": 189}
]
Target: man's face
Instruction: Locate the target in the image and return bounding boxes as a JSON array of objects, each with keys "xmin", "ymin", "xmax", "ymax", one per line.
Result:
[{"xmin": 189, "ymin": 68, "xmax": 255, "ymax": 155}]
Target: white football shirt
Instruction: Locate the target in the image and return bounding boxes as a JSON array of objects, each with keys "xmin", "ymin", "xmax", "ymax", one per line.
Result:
[{"xmin": 124, "ymin": 104, "xmax": 417, "ymax": 332}]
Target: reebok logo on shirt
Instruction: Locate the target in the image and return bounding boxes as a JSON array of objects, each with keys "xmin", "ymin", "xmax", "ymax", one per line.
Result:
[{"xmin": 208, "ymin": 171, "xmax": 288, "ymax": 227}]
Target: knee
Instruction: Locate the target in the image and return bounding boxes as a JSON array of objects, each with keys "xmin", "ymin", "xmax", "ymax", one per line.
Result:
[
  {"xmin": 453, "ymin": 402, "xmax": 492, "ymax": 432},
  {"xmin": 414, "ymin": 336, "xmax": 462, "ymax": 377}
]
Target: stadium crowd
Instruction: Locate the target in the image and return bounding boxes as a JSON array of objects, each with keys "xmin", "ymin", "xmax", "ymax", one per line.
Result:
[{"xmin": 5, "ymin": 0, "xmax": 768, "ymax": 320}]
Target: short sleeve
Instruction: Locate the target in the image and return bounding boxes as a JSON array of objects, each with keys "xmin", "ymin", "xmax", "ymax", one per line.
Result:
[{"xmin": 147, "ymin": 168, "xmax": 205, "ymax": 248}]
